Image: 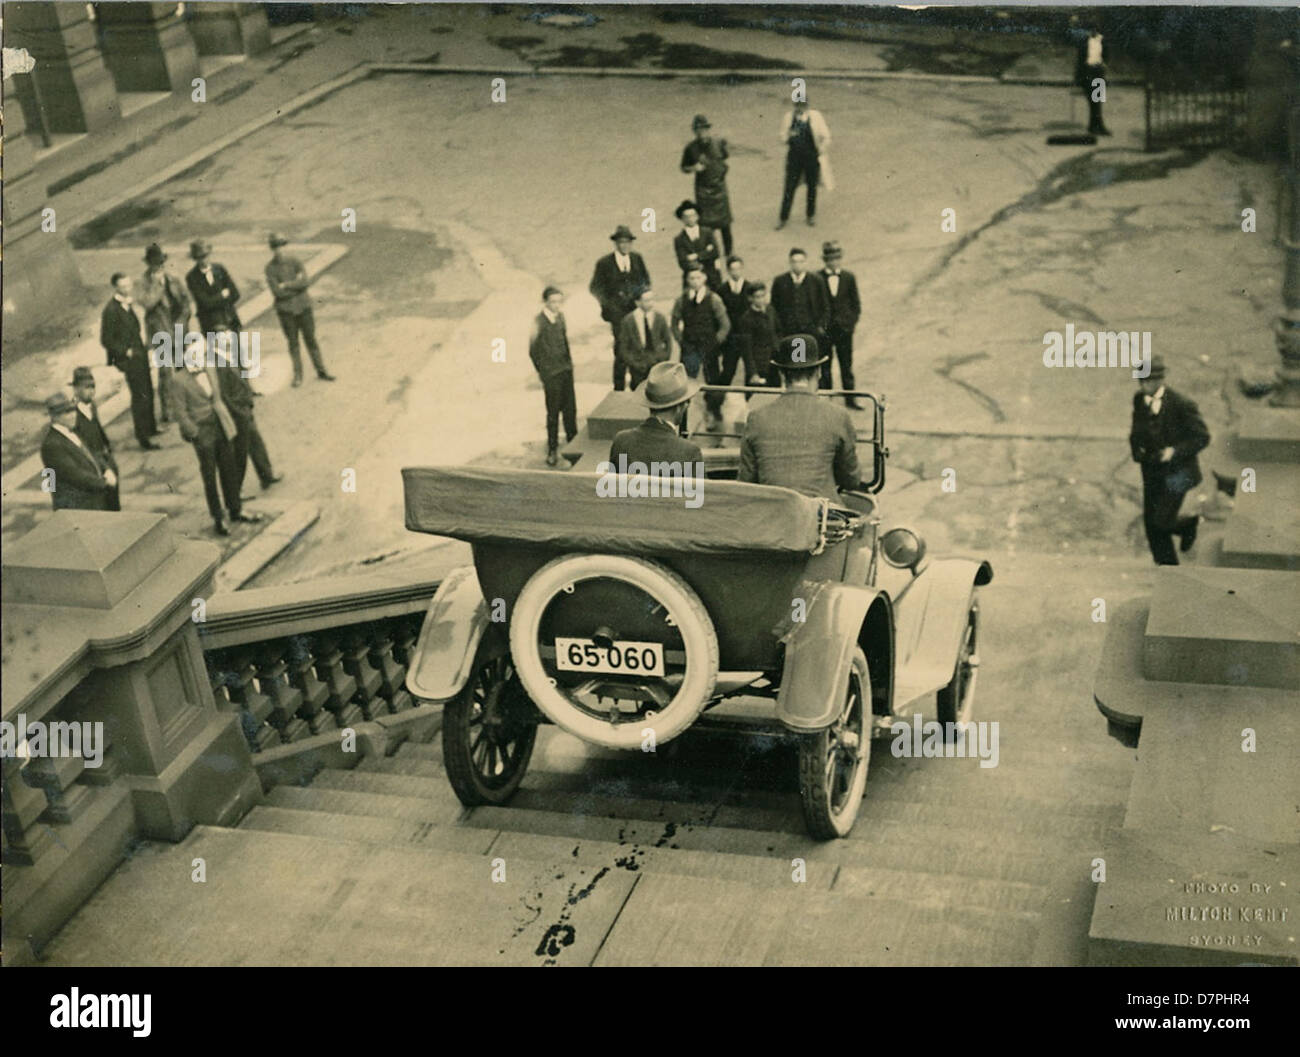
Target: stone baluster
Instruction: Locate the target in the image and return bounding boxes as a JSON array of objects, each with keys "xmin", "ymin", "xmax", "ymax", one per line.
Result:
[
  {"xmin": 256, "ymin": 648, "xmax": 308, "ymax": 743},
  {"xmin": 24, "ymin": 753, "xmax": 92, "ymax": 824},
  {"xmin": 1, "ymin": 756, "xmax": 55, "ymax": 866},
  {"xmin": 342, "ymin": 630, "xmax": 384, "ymax": 721},
  {"xmin": 311, "ymin": 634, "xmax": 362, "ymax": 730},
  {"xmin": 286, "ymin": 635, "xmax": 333, "ymax": 735},
  {"xmin": 369, "ymin": 629, "xmax": 413, "ymax": 714},
  {"xmin": 212, "ymin": 657, "xmax": 278, "ymax": 752}
]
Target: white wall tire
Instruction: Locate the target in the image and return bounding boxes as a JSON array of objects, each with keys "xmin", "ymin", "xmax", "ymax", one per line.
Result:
[{"xmin": 508, "ymin": 554, "xmax": 719, "ymax": 750}]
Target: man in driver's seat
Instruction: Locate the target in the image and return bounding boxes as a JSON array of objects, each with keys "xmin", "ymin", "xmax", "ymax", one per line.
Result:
[{"xmin": 738, "ymin": 333, "xmax": 860, "ymax": 501}]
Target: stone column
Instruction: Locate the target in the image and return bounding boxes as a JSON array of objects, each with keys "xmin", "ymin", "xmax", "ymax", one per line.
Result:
[
  {"xmin": 1272, "ymin": 88, "xmax": 1300, "ymax": 407},
  {"xmin": 186, "ymin": 2, "xmax": 271, "ymax": 56},
  {"xmin": 95, "ymin": 1, "xmax": 200, "ymax": 94},
  {"xmin": 4, "ymin": 1, "xmax": 120, "ymax": 133}
]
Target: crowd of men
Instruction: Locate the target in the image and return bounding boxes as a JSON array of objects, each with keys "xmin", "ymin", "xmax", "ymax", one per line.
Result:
[{"xmin": 41, "ymin": 233, "xmax": 335, "ymax": 537}]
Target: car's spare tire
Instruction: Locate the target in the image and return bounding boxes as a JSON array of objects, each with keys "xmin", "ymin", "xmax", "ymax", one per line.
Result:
[{"xmin": 508, "ymin": 554, "xmax": 719, "ymax": 750}]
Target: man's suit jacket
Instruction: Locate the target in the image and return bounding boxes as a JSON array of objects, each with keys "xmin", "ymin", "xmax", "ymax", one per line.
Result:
[
  {"xmin": 138, "ymin": 270, "xmax": 192, "ymax": 339},
  {"xmin": 172, "ymin": 366, "xmax": 238, "ymax": 444},
  {"xmin": 821, "ymin": 268, "xmax": 861, "ymax": 331},
  {"xmin": 213, "ymin": 362, "xmax": 257, "ymax": 418},
  {"xmin": 673, "ymin": 228, "xmax": 722, "ymax": 283},
  {"xmin": 186, "ymin": 263, "xmax": 242, "ymax": 332},
  {"xmin": 717, "ymin": 278, "xmax": 756, "ymax": 329},
  {"xmin": 609, "ymin": 417, "xmax": 704, "ymax": 471},
  {"xmin": 616, "ymin": 309, "xmax": 674, "ymax": 373},
  {"xmin": 770, "ymin": 272, "xmax": 830, "ymax": 337},
  {"xmin": 41, "ymin": 427, "xmax": 112, "ymax": 511},
  {"xmin": 589, "ymin": 252, "xmax": 651, "ymax": 324},
  {"xmin": 75, "ymin": 404, "xmax": 118, "ymax": 475},
  {"xmin": 100, "ymin": 298, "xmax": 147, "ymax": 372},
  {"xmin": 738, "ymin": 390, "xmax": 860, "ymax": 501},
  {"xmin": 1129, "ymin": 387, "xmax": 1210, "ymax": 492},
  {"xmin": 734, "ymin": 305, "xmax": 780, "ymax": 376}
]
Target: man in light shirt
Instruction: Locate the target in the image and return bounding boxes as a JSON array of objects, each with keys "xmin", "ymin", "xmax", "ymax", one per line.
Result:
[{"xmin": 777, "ymin": 99, "xmax": 831, "ymax": 229}]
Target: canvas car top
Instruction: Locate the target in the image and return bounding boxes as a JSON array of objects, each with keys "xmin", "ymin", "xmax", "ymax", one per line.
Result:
[{"xmin": 402, "ymin": 465, "xmax": 824, "ymax": 555}]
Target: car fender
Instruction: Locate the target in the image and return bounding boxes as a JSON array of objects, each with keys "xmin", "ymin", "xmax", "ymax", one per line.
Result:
[
  {"xmin": 890, "ymin": 558, "xmax": 992, "ymax": 709},
  {"xmin": 405, "ymin": 565, "xmax": 496, "ymax": 702},
  {"xmin": 776, "ymin": 581, "xmax": 885, "ymax": 732}
]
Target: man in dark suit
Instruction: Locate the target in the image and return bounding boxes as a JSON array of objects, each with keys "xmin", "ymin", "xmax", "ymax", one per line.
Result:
[
  {"xmin": 672, "ymin": 200, "xmax": 722, "ymax": 290},
  {"xmin": 589, "ymin": 225, "xmax": 651, "ymax": 391},
  {"xmin": 529, "ymin": 286, "xmax": 579, "ymax": 467},
  {"xmin": 1074, "ymin": 26, "xmax": 1111, "ymax": 136},
  {"xmin": 185, "ymin": 239, "xmax": 243, "ymax": 333},
  {"xmin": 210, "ymin": 333, "xmax": 283, "ymax": 496},
  {"xmin": 819, "ymin": 240, "xmax": 863, "ymax": 407},
  {"xmin": 717, "ymin": 254, "xmax": 757, "ymax": 388},
  {"xmin": 1129, "ymin": 355, "xmax": 1210, "ymax": 565},
  {"xmin": 609, "ymin": 361, "xmax": 704, "ymax": 473},
  {"xmin": 617, "ymin": 288, "xmax": 674, "ymax": 391},
  {"xmin": 99, "ymin": 273, "xmax": 160, "ymax": 450},
  {"xmin": 739, "ymin": 334, "xmax": 862, "ymax": 502},
  {"xmin": 770, "ymin": 248, "xmax": 830, "ymax": 346},
  {"xmin": 40, "ymin": 392, "xmax": 117, "ymax": 511},
  {"xmin": 137, "ymin": 242, "xmax": 191, "ymax": 424},
  {"xmin": 71, "ymin": 366, "xmax": 120, "ymax": 511},
  {"xmin": 670, "ymin": 266, "xmax": 731, "ymax": 430},
  {"xmin": 733, "ymin": 282, "xmax": 781, "ymax": 390}
]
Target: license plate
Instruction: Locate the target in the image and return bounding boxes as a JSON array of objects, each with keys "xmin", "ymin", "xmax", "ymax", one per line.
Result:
[{"xmin": 554, "ymin": 638, "xmax": 665, "ymax": 677}]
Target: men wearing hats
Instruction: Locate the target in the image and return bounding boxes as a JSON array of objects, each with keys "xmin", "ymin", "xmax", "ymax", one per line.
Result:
[
  {"xmin": 670, "ymin": 266, "xmax": 731, "ymax": 430},
  {"xmin": 529, "ymin": 286, "xmax": 579, "ymax": 468},
  {"xmin": 680, "ymin": 115, "xmax": 734, "ymax": 256},
  {"xmin": 777, "ymin": 98, "xmax": 831, "ymax": 228},
  {"xmin": 589, "ymin": 225, "xmax": 651, "ymax": 391},
  {"xmin": 171, "ymin": 357, "xmax": 260, "ymax": 536},
  {"xmin": 738, "ymin": 334, "xmax": 861, "ymax": 502},
  {"xmin": 673, "ymin": 201, "xmax": 723, "ymax": 290},
  {"xmin": 186, "ymin": 239, "xmax": 242, "ymax": 334},
  {"xmin": 266, "ymin": 232, "xmax": 335, "ymax": 386},
  {"xmin": 819, "ymin": 241, "xmax": 863, "ymax": 408},
  {"xmin": 770, "ymin": 248, "xmax": 830, "ymax": 349},
  {"xmin": 137, "ymin": 242, "xmax": 191, "ymax": 426},
  {"xmin": 99, "ymin": 273, "xmax": 160, "ymax": 450},
  {"xmin": 71, "ymin": 366, "xmax": 120, "ymax": 511},
  {"xmin": 609, "ymin": 361, "xmax": 704, "ymax": 472},
  {"xmin": 211, "ymin": 332, "xmax": 283, "ymax": 495},
  {"xmin": 40, "ymin": 392, "xmax": 118, "ymax": 511},
  {"xmin": 1129, "ymin": 356, "xmax": 1210, "ymax": 565},
  {"xmin": 617, "ymin": 287, "xmax": 674, "ymax": 391}
]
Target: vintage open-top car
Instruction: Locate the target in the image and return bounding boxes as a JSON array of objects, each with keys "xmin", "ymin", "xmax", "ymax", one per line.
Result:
[{"xmin": 403, "ymin": 385, "xmax": 991, "ymax": 838}]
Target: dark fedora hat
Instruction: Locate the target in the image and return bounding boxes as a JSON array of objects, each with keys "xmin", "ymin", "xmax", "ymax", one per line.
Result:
[
  {"xmin": 45, "ymin": 391, "xmax": 76, "ymax": 415},
  {"xmin": 609, "ymin": 225, "xmax": 637, "ymax": 242},
  {"xmin": 642, "ymin": 361, "xmax": 700, "ymax": 410},
  {"xmin": 144, "ymin": 242, "xmax": 167, "ymax": 265},
  {"xmin": 189, "ymin": 238, "xmax": 212, "ymax": 260},
  {"xmin": 692, "ymin": 114, "xmax": 711, "ymax": 130},
  {"xmin": 821, "ymin": 240, "xmax": 843, "ymax": 259},
  {"xmin": 771, "ymin": 333, "xmax": 828, "ymax": 370},
  {"xmin": 1144, "ymin": 354, "xmax": 1167, "ymax": 381},
  {"xmin": 70, "ymin": 366, "xmax": 96, "ymax": 387},
  {"xmin": 674, "ymin": 199, "xmax": 700, "ymax": 220},
  {"xmin": 268, "ymin": 231, "xmax": 290, "ymax": 248}
]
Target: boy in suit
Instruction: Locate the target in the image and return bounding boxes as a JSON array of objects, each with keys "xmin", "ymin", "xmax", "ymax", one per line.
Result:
[
  {"xmin": 1129, "ymin": 356, "xmax": 1210, "ymax": 565},
  {"xmin": 617, "ymin": 287, "xmax": 674, "ymax": 391},
  {"xmin": 529, "ymin": 287, "xmax": 579, "ymax": 467},
  {"xmin": 733, "ymin": 282, "xmax": 781, "ymax": 390},
  {"xmin": 589, "ymin": 225, "xmax": 651, "ymax": 391}
]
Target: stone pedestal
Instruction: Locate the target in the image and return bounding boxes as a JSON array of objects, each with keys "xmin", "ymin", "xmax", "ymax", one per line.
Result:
[
  {"xmin": 96, "ymin": 1, "xmax": 200, "ymax": 94},
  {"xmin": 1, "ymin": 76, "xmax": 38, "ymax": 182},
  {"xmin": 5, "ymin": 1, "xmax": 120, "ymax": 133},
  {"xmin": 187, "ymin": 2, "xmax": 271, "ymax": 56}
]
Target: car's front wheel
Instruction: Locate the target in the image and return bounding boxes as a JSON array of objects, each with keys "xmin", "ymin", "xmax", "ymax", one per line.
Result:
[
  {"xmin": 798, "ymin": 647, "xmax": 871, "ymax": 839},
  {"xmin": 936, "ymin": 598, "xmax": 979, "ymax": 728},
  {"xmin": 442, "ymin": 639, "xmax": 538, "ymax": 806}
]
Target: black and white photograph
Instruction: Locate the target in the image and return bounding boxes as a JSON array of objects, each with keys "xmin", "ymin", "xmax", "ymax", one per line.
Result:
[{"xmin": 1, "ymin": 0, "xmax": 1297, "ymax": 992}]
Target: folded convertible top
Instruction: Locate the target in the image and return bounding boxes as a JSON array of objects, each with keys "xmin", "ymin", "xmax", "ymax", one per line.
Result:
[{"xmin": 402, "ymin": 466, "xmax": 822, "ymax": 555}]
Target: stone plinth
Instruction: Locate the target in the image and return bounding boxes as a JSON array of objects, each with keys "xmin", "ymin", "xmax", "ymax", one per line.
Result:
[
  {"xmin": 1089, "ymin": 829, "xmax": 1298, "ymax": 967},
  {"xmin": 1219, "ymin": 462, "xmax": 1300, "ymax": 570},
  {"xmin": 1231, "ymin": 407, "xmax": 1300, "ymax": 462},
  {"xmin": 187, "ymin": 2, "xmax": 271, "ymax": 56},
  {"xmin": 5, "ymin": 1, "xmax": 121, "ymax": 133},
  {"xmin": 1142, "ymin": 567, "xmax": 1300, "ymax": 690},
  {"xmin": 96, "ymin": 1, "xmax": 200, "ymax": 94}
]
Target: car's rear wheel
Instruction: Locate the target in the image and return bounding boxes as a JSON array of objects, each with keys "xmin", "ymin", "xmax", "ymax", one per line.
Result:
[
  {"xmin": 936, "ymin": 598, "xmax": 979, "ymax": 728},
  {"xmin": 798, "ymin": 647, "xmax": 871, "ymax": 839},
  {"xmin": 508, "ymin": 553, "xmax": 719, "ymax": 751},
  {"xmin": 442, "ymin": 638, "xmax": 537, "ymax": 806}
]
